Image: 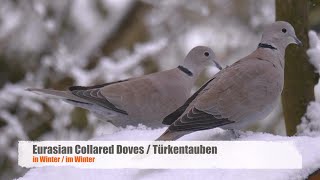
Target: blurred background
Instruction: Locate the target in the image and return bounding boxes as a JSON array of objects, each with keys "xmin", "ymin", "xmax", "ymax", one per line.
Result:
[{"xmin": 0, "ymin": 0, "xmax": 319, "ymax": 179}]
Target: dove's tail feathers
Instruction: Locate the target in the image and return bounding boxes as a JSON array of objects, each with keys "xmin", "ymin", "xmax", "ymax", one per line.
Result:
[
  {"xmin": 155, "ymin": 129, "xmax": 187, "ymax": 141},
  {"xmin": 26, "ymin": 88, "xmax": 86, "ymax": 102}
]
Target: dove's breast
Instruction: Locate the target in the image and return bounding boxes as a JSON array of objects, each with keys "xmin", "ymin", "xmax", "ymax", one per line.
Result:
[{"xmin": 216, "ymin": 58, "xmax": 284, "ymax": 130}]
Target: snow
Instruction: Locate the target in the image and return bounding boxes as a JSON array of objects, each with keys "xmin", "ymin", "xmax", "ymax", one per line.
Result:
[
  {"xmin": 307, "ymin": 31, "xmax": 320, "ymax": 73},
  {"xmin": 298, "ymin": 102, "xmax": 320, "ymax": 137},
  {"xmin": 297, "ymin": 31, "xmax": 320, "ymax": 136},
  {"xmin": 307, "ymin": 31, "xmax": 320, "ymax": 103},
  {"xmin": 18, "ymin": 126, "xmax": 320, "ymax": 180}
]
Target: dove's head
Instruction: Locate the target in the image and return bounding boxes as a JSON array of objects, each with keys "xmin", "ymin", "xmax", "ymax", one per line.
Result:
[
  {"xmin": 183, "ymin": 46, "xmax": 221, "ymax": 74},
  {"xmin": 261, "ymin": 21, "xmax": 302, "ymax": 49}
]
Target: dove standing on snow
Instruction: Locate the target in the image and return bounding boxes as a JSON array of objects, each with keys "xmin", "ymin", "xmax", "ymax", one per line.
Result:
[
  {"xmin": 156, "ymin": 21, "xmax": 302, "ymax": 141},
  {"xmin": 28, "ymin": 46, "xmax": 221, "ymax": 128}
]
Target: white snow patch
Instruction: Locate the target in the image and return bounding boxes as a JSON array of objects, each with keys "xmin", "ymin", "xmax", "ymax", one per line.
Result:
[
  {"xmin": 297, "ymin": 31, "xmax": 320, "ymax": 136},
  {"xmin": 307, "ymin": 31, "xmax": 320, "ymax": 73},
  {"xmin": 298, "ymin": 102, "xmax": 320, "ymax": 137}
]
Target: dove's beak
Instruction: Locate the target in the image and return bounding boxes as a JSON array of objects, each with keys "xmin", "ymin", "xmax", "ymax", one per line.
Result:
[
  {"xmin": 293, "ymin": 36, "xmax": 302, "ymax": 46},
  {"xmin": 213, "ymin": 60, "xmax": 222, "ymax": 70}
]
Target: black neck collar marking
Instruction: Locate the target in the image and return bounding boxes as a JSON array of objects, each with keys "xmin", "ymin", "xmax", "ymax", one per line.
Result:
[
  {"xmin": 178, "ymin": 65, "xmax": 193, "ymax": 76},
  {"xmin": 258, "ymin": 43, "xmax": 277, "ymax": 50}
]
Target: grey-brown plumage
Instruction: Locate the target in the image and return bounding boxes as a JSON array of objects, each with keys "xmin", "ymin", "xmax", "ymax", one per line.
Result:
[
  {"xmin": 156, "ymin": 21, "xmax": 302, "ymax": 141},
  {"xmin": 27, "ymin": 46, "xmax": 219, "ymax": 127}
]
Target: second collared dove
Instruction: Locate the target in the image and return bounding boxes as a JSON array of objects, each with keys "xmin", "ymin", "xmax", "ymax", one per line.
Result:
[
  {"xmin": 156, "ymin": 21, "xmax": 302, "ymax": 141},
  {"xmin": 28, "ymin": 46, "xmax": 220, "ymax": 128}
]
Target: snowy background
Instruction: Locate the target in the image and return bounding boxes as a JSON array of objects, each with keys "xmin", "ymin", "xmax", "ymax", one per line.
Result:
[{"xmin": 0, "ymin": 0, "xmax": 319, "ymax": 179}]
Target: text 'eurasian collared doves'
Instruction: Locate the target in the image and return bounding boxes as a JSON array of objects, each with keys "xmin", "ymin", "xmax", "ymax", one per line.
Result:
[
  {"xmin": 156, "ymin": 21, "xmax": 302, "ymax": 141},
  {"xmin": 28, "ymin": 46, "xmax": 221, "ymax": 128}
]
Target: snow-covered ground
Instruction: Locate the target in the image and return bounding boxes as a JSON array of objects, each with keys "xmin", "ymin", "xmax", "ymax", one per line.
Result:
[{"xmin": 19, "ymin": 126, "xmax": 320, "ymax": 180}]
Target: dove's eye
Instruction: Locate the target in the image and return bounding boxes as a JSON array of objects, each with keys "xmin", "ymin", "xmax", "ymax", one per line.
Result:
[
  {"xmin": 204, "ymin": 52, "xmax": 209, "ymax": 57},
  {"xmin": 282, "ymin": 28, "xmax": 287, "ymax": 33}
]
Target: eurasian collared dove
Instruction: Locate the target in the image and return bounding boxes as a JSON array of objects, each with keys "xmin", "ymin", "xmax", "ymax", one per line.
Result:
[
  {"xmin": 28, "ymin": 46, "xmax": 220, "ymax": 128},
  {"xmin": 156, "ymin": 21, "xmax": 302, "ymax": 141}
]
